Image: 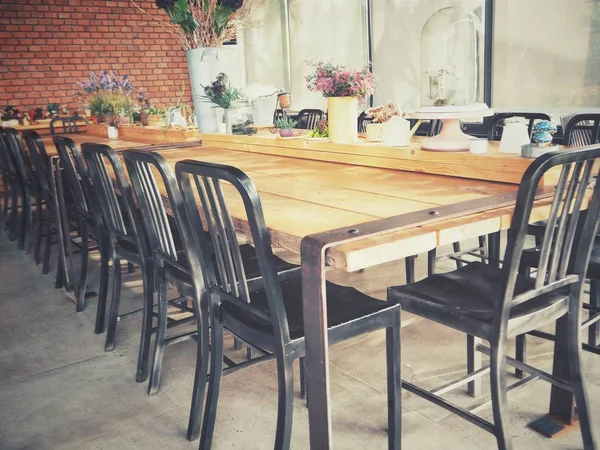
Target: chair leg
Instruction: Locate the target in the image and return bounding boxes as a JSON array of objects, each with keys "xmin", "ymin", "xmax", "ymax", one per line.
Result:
[
  {"xmin": 75, "ymin": 218, "xmax": 89, "ymax": 312},
  {"xmin": 467, "ymin": 334, "xmax": 482, "ymax": 397},
  {"xmin": 588, "ymin": 280, "xmax": 600, "ymax": 347},
  {"xmin": 193, "ymin": 296, "xmax": 221, "ymax": 446},
  {"xmin": 452, "ymin": 242, "xmax": 463, "ymax": 269},
  {"xmin": 489, "ymin": 341, "xmax": 512, "ymax": 450},
  {"xmin": 427, "ymin": 248, "xmax": 436, "ymax": 276},
  {"xmin": 148, "ymin": 265, "xmax": 168, "ymax": 395},
  {"xmin": 299, "ymin": 356, "xmax": 307, "ymax": 400},
  {"xmin": 136, "ymin": 265, "xmax": 155, "ymax": 383},
  {"xmin": 8, "ymin": 189, "xmax": 19, "ymax": 241},
  {"xmin": 55, "ymin": 250, "xmax": 64, "ymax": 289},
  {"xmin": 104, "ymin": 254, "xmax": 121, "ymax": 351},
  {"xmin": 42, "ymin": 209, "xmax": 53, "ymax": 274},
  {"xmin": 386, "ymin": 311, "xmax": 402, "ymax": 450},
  {"xmin": 478, "ymin": 235, "xmax": 487, "ymax": 263},
  {"xmin": 566, "ymin": 310, "xmax": 597, "ymax": 448},
  {"xmin": 94, "ymin": 240, "xmax": 110, "ymax": 335},
  {"xmin": 33, "ymin": 203, "xmax": 44, "ymax": 265},
  {"xmin": 18, "ymin": 195, "xmax": 29, "ymax": 250},
  {"xmin": 405, "ymin": 256, "xmax": 415, "ymax": 285},
  {"xmin": 274, "ymin": 355, "xmax": 295, "ymax": 450},
  {"xmin": 515, "ymin": 335, "xmax": 527, "ymax": 379},
  {"xmin": 488, "ymin": 232, "xmax": 501, "ymax": 267}
]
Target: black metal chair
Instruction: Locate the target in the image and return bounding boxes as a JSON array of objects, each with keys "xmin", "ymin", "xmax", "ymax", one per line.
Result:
[
  {"xmin": 173, "ymin": 159, "xmax": 402, "ymax": 449},
  {"xmin": 83, "ymin": 143, "xmax": 163, "ymax": 382},
  {"xmin": 409, "ymin": 119, "xmax": 442, "ymax": 137},
  {"xmin": 487, "ymin": 112, "xmax": 551, "ymax": 141},
  {"xmin": 0, "ymin": 128, "xmax": 23, "ymax": 242},
  {"xmin": 562, "ymin": 113, "xmax": 600, "ymax": 146},
  {"xmin": 2, "ymin": 128, "xmax": 38, "ymax": 252},
  {"xmin": 49, "ymin": 115, "xmax": 89, "ymax": 135},
  {"xmin": 53, "ymin": 136, "xmax": 109, "ymax": 315},
  {"xmin": 22, "ymin": 131, "xmax": 58, "ymax": 274},
  {"xmin": 357, "ymin": 111, "xmax": 373, "ymax": 133},
  {"xmin": 122, "ymin": 149, "xmax": 299, "ymax": 397},
  {"xmin": 296, "ymin": 109, "xmax": 324, "ymax": 130},
  {"xmin": 388, "ymin": 146, "xmax": 600, "ymax": 449}
]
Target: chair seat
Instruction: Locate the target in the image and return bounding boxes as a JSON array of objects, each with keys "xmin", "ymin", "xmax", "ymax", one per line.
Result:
[
  {"xmin": 165, "ymin": 244, "xmax": 298, "ymax": 299},
  {"xmin": 388, "ymin": 262, "xmax": 570, "ymax": 339},
  {"xmin": 222, "ymin": 271, "xmax": 390, "ymax": 340}
]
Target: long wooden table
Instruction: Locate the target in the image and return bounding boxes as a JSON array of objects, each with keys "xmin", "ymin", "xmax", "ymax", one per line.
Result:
[{"xmin": 43, "ymin": 133, "xmax": 580, "ymax": 447}]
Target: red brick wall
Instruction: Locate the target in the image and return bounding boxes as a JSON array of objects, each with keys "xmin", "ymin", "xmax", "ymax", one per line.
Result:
[{"xmin": 0, "ymin": 0, "xmax": 192, "ymax": 114}]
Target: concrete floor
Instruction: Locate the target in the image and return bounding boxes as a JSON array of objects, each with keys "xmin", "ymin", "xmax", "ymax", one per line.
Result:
[{"xmin": 0, "ymin": 232, "xmax": 598, "ymax": 449}]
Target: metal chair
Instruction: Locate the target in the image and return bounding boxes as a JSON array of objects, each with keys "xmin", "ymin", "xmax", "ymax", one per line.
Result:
[
  {"xmin": 21, "ymin": 130, "xmax": 57, "ymax": 271},
  {"xmin": 487, "ymin": 112, "xmax": 551, "ymax": 141},
  {"xmin": 562, "ymin": 113, "xmax": 600, "ymax": 146},
  {"xmin": 49, "ymin": 115, "xmax": 89, "ymax": 135},
  {"xmin": 0, "ymin": 128, "xmax": 23, "ymax": 242},
  {"xmin": 122, "ymin": 149, "xmax": 299, "ymax": 397},
  {"xmin": 296, "ymin": 109, "xmax": 324, "ymax": 130},
  {"xmin": 409, "ymin": 119, "xmax": 442, "ymax": 137},
  {"xmin": 2, "ymin": 128, "xmax": 38, "ymax": 252},
  {"xmin": 388, "ymin": 146, "xmax": 600, "ymax": 449},
  {"xmin": 53, "ymin": 136, "xmax": 109, "ymax": 314},
  {"xmin": 357, "ymin": 111, "xmax": 373, "ymax": 133},
  {"xmin": 174, "ymin": 159, "xmax": 402, "ymax": 449}
]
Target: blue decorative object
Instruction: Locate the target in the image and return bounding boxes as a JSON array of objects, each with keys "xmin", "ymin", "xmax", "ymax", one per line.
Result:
[{"xmin": 531, "ymin": 120, "xmax": 557, "ymax": 146}]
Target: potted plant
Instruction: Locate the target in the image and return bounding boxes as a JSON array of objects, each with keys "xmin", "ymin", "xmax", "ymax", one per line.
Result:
[
  {"xmin": 131, "ymin": 0, "xmax": 264, "ymax": 133},
  {"xmin": 306, "ymin": 60, "xmax": 377, "ymax": 144},
  {"xmin": 201, "ymin": 73, "xmax": 242, "ymax": 133},
  {"xmin": 521, "ymin": 120, "xmax": 558, "ymax": 158},
  {"xmin": 308, "ymin": 119, "xmax": 329, "ymax": 139},
  {"xmin": 275, "ymin": 116, "xmax": 298, "ymax": 138},
  {"xmin": 107, "ymin": 114, "xmax": 122, "ymax": 139},
  {"xmin": 74, "ymin": 70, "xmax": 134, "ymax": 124}
]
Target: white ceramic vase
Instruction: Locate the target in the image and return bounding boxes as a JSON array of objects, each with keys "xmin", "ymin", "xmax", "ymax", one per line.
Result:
[
  {"xmin": 500, "ymin": 123, "xmax": 530, "ymax": 153},
  {"xmin": 107, "ymin": 126, "xmax": 118, "ymax": 139},
  {"xmin": 187, "ymin": 47, "xmax": 221, "ymax": 133},
  {"xmin": 328, "ymin": 97, "xmax": 358, "ymax": 144}
]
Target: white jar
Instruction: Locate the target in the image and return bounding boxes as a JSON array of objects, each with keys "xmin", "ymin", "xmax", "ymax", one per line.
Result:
[{"xmin": 499, "ymin": 123, "xmax": 530, "ymax": 153}]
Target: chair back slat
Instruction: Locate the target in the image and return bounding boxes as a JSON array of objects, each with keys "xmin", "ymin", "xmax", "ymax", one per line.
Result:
[
  {"xmin": 49, "ymin": 115, "xmax": 89, "ymax": 135},
  {"xmin": 562, "ymin": 114, "xmax": 600, "ymax": 146},
  {"xmin": 296, "ymin": 109, "xmax": 324, "ymax": 130},
  {"xmin": 22, "ymin": 130, "xmax": 51, "ymax": 193},
  {"xmin": 2, "ymin": 129, "xmax": 32, "ymax": 189},
  {"xmin": 123, "ymin": 151, "xmax": 181, "ymax": 262},
  {"xmin": 357, "ymin": 112, "xmax": 373, "ymax": 133},
  {"xmin": 81, "ymin": 144, "xmax": 127, "ymax": 236},
  {"xmin": 176, "ymin": 159, "xmax": 291, "ymax": 342},
  {"xmin": 52, "ymin": 136, "xmax": 91, "ymax": 215},
  {"xmin": 501, "ymin": 144, "xmax": 600, "ymax": 326}
]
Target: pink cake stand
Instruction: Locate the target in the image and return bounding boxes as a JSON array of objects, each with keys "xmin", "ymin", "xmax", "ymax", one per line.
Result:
[{"xmin": 411, "ymin": 105, "xmax": 494, "ymax": 152}]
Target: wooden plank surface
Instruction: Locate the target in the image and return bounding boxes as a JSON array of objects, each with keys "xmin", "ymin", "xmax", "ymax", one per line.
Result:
[
  {"xmin": 87, "ymin": 123, "xmax": 200, "ymax": 143},
  {"xmin": 199, "ymin": 132, "xmax": 562, "ymax": 186},
  {"xmin": 155, "ymin": 145, "xmax": 543, "ymax": 271},
  {"xmin": 40, "ymin": 134, "xmax": 150, "ymax": 156}
]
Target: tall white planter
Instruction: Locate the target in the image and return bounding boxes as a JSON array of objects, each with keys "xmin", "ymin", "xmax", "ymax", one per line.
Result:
[{"xmin": 187, "ymin": 47, "xmax": 220, "ymax": 133}]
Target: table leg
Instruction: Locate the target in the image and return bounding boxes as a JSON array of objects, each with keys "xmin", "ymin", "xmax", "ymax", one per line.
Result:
[
  {"xmin": 301, "ymin": 240, "xmax": 333, "ymax": 449},
  {"xmin": 528, "ymin": 315, "xmax": 577, "ymax": 437}
]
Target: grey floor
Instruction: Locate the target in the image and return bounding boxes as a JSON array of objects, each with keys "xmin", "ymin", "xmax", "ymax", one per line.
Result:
[{"xmin": 0, "ymin": 232, "xmax": 598, "ymax": 450}]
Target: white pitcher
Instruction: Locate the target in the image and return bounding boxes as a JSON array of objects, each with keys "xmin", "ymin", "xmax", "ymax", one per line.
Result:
[
  {"xmin": 499, "ymin": 123, "xmax": 530, "ymax": 153},
  {"xmin": 383, "ymin": 116, "xmax": 411, "ymax": 147}
]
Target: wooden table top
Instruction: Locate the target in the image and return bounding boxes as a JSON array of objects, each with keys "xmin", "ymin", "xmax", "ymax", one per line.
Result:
[
  {"xmin": 41, "ymin": 134, "xmax": 154, "ymax": 157},
  {"xmin": 154, "ymin": 144, "xmax": 558, "ymax": 272}
]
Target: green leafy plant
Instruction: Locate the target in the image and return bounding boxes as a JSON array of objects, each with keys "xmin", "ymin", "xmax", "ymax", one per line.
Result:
[
  {"xmin": 131, "ymin": 0, "xmax": 264, "ymax": 50},
  {"xmin": 308, "ymin": 119, "xmax": 329, "ymax": 138},
  {"xmin": 232, "ymin": 120, "xmax": 257, "ymax": 135},
  {"xmin": 275, "ymin": 116, "xmax": 297, "ymax": 129},
  {"xmin": 202, "ymin": 73, "xmax": 241, "ymax": 109}
]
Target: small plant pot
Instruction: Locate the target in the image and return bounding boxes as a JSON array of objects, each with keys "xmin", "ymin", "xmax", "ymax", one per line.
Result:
[
  {"xmin": 279, "ymin": 128, "xmax": 294, "ymax": 138},
  {"xmin": 107, "ymin": 126, "xmax": 119, "ymax": 140}
]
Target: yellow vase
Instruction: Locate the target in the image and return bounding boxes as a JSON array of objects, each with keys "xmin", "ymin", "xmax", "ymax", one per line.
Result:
[{"xmin": 327, "ymin": 97, "xmax": 358, "ymax": 144}]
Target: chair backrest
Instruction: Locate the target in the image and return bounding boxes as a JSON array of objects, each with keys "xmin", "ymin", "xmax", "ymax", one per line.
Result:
[
  {"xmin": 0, "ymin": 128, "xmax": 17, "ymax": 183},
  {"xmin": 562, "ymin": 114, "xmax": 600, "ymax": 147},
  {"xmin": 357, "ymin": 111, "xmax": 373, "ymax": 133},
  {"xmin": 296, "ymin": 109, "xmax": 324, "ymax": 130},
  {"xmin": 82, "ymin": 144, "xmax": 148, "ymax": 256},
  {"xmin": 2, "ymin": 128, "xmax": 34, "ymax": 192},
  {"xmin": 486, "ymin": 112, "xmax": 551, "ymax": 141},
  {"xmin": 176, "ymin": 159, "xmax": 292, "ymax": 343},
  {"xmin": 122, "ymin": 150, "xmax": 195, "ymax": 277},
  {"xmin": 500, "ymin": 145, "xmax": 600, "ymax": 331},
  {"xmin": 49, "ymin": 115, "xmax": 89, "ymax": 135},
  {"xmin": 22, "ymin": 130, "xmax": 51, "ymax": 194},
  {"xmin": 52, "ymin": 136, "xmax": 93, "ymax": 216}
]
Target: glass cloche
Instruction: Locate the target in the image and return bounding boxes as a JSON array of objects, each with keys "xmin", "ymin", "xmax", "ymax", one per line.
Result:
[{"xmin": 420, "ymin": 7, "xmax": 484, "ymax": 109}]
